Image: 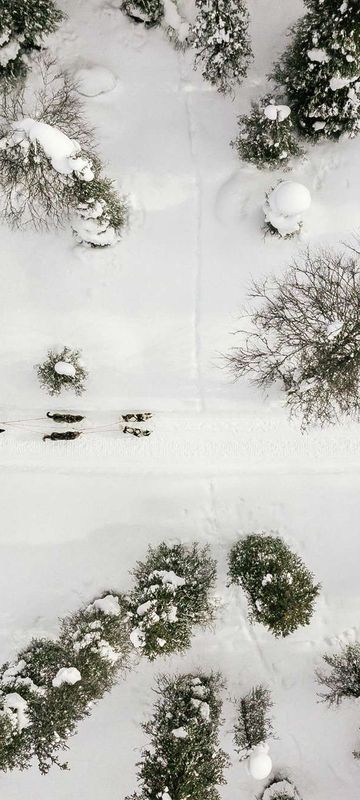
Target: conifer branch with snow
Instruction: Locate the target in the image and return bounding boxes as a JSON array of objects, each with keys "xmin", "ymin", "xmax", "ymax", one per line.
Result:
[
  {"xmin": 192, "ymin": 0, "xmax": 252, "ymax": 95},
  {"xmin": 232, "ymin": 96, "xmax": 303, "ymax": 170},
  {"xmin": 233, "ymin": 685, "xmax": 274, "ymax": 761},
  {"xmin": 0, "ymin": 0, "xmax": 64, "ymax": 82}
]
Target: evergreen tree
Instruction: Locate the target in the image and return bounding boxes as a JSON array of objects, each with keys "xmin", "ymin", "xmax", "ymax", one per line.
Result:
[
  {"xmin": 192, "ymin": 0, "xmax": 252, "ymax": 95},
  {"xmin": 36, "ymin": 346, "xmax": 88, "ymax": 396},
  {"xmin": 232, "ymin": 96, "xmax": 303, "ymax": 169},
  {"xmin": 273, "ymin": 0, "xmax": 360, "ymax": 140},
  {"xmin": 72, "ymin": 165, "xmax": 128, "ymax": 247},
  {"xmin": 316, "ymin": 642, "xmax": 360, "ymax": 704},
  {"xmin": 126, "ymin": 542, "xmax": 216, "ymax": 659},
  {"xmin": 261, "ymin": 778, "xmax": 302, "ymax": 800},
  {"xmin": 228, "ymin": 534, "xmax": 320, "ymax": 637},
  {"xmin": 234, "ymin": 685, "xmax": 274, "ymax": 760},
  {"xmin": 121, "ymin": 0, "xmax": 164, "ymax": 28},
  {"xmin": 0, "ymin": 0, "xmax": 64, "ymax": 81},
  {"xmin": 127, "ymin": 671, "xmax": 229, "ymax": 800}
]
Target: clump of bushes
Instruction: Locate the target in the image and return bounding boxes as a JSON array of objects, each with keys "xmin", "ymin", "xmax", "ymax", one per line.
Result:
[
  {"xmin": 36, "ymin": 346, "xmax": 88, "ymax": 396},
  {"xmin": 228, "ymin": 533, "xmax": 320, "ymax": 637},
  {"xmin": 125, "ymin": 542, "xmax": 217, "ymax": 659}
]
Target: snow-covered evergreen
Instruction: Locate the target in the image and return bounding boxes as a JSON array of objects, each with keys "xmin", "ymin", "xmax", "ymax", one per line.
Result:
[
  {"xmin": 121, "ymin": 0, "xmax": 164, "ymax": 28},
  {"xmin": 36, "ymin": 346, "xmax": 88, "ymax": 396},
  {"xmin": 0, "ymin": 0, "xmax": 64, "ymax": 81},
  {"xmin": 261, "ymin": 778, "xmax": 302, "ymax": 800},
  {"xmin": 126, "ymin": 671, "xmax": 229, "ymax": 800},
  {"xmin": 316, "ymin": 642, "xmax": 360, "ymax": 705},
  {"xmin": 273, "ymin": 0, "xmax": 360, "ymax": 140},
  {"xmin": 263, "ymin": 181, "xmax": 311, "ymax": 237},
  {"xmin": 233, "ymin": 685, "xmax": 274, "ymax": 761},
  {"xmin": 232, "ymin": 96, "xmax": 303, "ymax": 169},
  {"xmin": 192, "ymin": 0, "xmax": 252, "ymax": 94},
  {"xmin": 126, "ymin": 542, "xmax": 216, "ymax": 659},
  {"xmin": 228, "ymin": 534, "xmax": 320, "ymax": 637}
]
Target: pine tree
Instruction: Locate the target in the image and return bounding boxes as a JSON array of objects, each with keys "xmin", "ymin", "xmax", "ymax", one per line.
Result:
[
  {"xmin": 121, "ymin": 0, "xmax": 164, "ymax": 28},
  {"xmin": 316, "ymin": 642, "xmax": 360, "ymax": 705},
  {"xmin": 232, "ymin": 96, "xmax": 303, "ymax": 169},
  {"xmin": 0, "ymin": 0, "xmax": 64, "ymax": 81},
  {"xmin": 126, "ymin": 542, "xmax": 216, "ymax": 659},
  {"xmin": 228, "ymin": 534, "xmax": 320, "ymax": 637},
  {"xmin": 127, "ymin": 671, "xmax": 229, "ymax": 800},
  {"xmin": 71, "ymin": 166, "xmax": 128, "ymax": 247},
  {"xmin": 234, "ymin": 685, "xmax": 274, "ymax": 760},
  {"xmin": 273, "ymin": 0, "xmax": 360, "ymax": 140},
  {"xmin": 192, "ymin": 0, "xmax": 252, "ymax": 95}
]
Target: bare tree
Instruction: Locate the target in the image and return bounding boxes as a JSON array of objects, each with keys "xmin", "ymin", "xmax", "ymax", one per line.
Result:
[{"xmin": 227, "ymin": 248, "xmax": 360, "ymax": 427}]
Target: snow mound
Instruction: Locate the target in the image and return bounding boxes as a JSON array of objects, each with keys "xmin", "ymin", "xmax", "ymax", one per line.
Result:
[
  {"xmin": 248, "ymin": 744, "xmax": 272, "ymax": 780},
  {"xmin": 52, "ymin": 667, "xmax": 82, "ymax": 688},
  {"xmin": 269, "ymin": 182, "xmax": 311, "ymax": 217},
  {"xmin": 3, "ymin": 692, "xmax": 30, "ymax": 732},
  {"xmin": 87, "ymin": 594, "xmax": 121, "ymax": 616},
  {"xmin": 10, "ymin": 119, "xmax": 94, "ymax": 180},
  {"xmin": 264, "ymin": 104, "xmax": 291, "ymax": 122},
  {"xmin": 307, "ymin": 48, "xmax": 329, "ymax": 63},
  {"xmin": 262, "ymin": 779, "xmax": 299, "ymax": 800},
  {"xmin": 172, "ymin": 726, "xmax": 188, "ymax": 738},
  {"xmin": 54, "ymin": 361, "xmax": 76, "ymax": 377},
  {"xmin": 74, "ymin": 66, "xmax": 117, "ymax": 97}
]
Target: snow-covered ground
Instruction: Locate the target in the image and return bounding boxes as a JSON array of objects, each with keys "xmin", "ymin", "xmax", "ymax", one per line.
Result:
[{"xmin": 1, "ymin": 0, "xmax": 360, "ymax": 798}]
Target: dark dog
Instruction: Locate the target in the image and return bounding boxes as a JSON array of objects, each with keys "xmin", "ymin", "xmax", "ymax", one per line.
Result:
[
  {"xmin": 47, "ymin": 412, "xmax": 84, "ymax": 423},
  {"xmin": 123, "ymin": 426, "xmax": 151, "ymax": 438},
  {"xmin": 43, "ymin": 431, "xmax": 82, "ymax": 442}
]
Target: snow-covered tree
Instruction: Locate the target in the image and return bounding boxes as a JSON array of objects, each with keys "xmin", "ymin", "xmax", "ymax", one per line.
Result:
[
  {"xmin": 261, "ymin": 778, "xmax": 302, "ymax": 800},
  {"xmin": 71, "ymin": 165, "xmax": 128, "ymax": 247},
  {"xmin": 273, "ymin": 0, "xmax": 360, "ymax": 140},
  {"xmin": 192, "ymin": 0, "xmax": 252, "ymax": 94},
  {"xmin": 36, "ymin": 346, "xmax": 88, "ymax": 396},
  {"xmin": 232, "ymin": 96, "xmax": 303, "ymax": 169},
  {"xmin": 234, "ymin": 685, "xmax": 274, "ymax": 761},
  {"xmin": 0, "ymin": 0, "xmax": 64, "ymax": 81},
  {"xmin": 127, "ymin": 671, "xmax": 229, "ymax": 800},
  {"xmin": 263, "ymin": 181, "xmax": 311, "ymax": 238},
  {"xmin": 121, "ymin": 0, "xmax": 164, "ymax": 28},
  {"xmin": 163, "ymin": 0, "xmax": 192, "ymax": 50},
  {"xmin": 316, "ymin": 642, "xmax": 360, "ymax": 705},
  {"xmin": 228, "ymin": 534, "xmax": 320, "ymax": 637},
  {"xmin": 226, "ymin": 247, "xmax": 360, "ymax": 426},
  {"xmin": 126, "ymin": 542, "xmax": 216, "ymax": 659}
]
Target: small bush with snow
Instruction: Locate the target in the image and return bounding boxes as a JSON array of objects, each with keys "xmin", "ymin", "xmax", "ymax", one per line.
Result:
[
  {"xmin": 0, "ymin": 0, "xmax": 64, "ymax": 82},
  {"xmin": 316, "ymin": 642, "xmax": 360, "ymax": 706},
  {"xmin": 234, "ymin": 685, "xmax": 274, "ymax": 761},
  {"xmin": 71, "ymin": 166, "xmax": 128, "ymax": 247},
  {"xmin": 226, "ymin": 247, "xmax": 360, "ymax": 426},
  {"xmin": 121, "ymin": 0, "xmax": 164, "ymax": 28},
  {"xmin": 272, "ymin": 0, "xmax": 360, "ymax": 141},
  {"xmin": 36, "ymin": 346, "xmax": 88, "ymax": 396},
  {"xmin": 263, "ymin": 181, "xmax": 311, "ymax": 238},
  {"xmin": 126, "ymin": 542, "xmax": 217, "ymax": 659},
  {"xmin": 191, "ymin": 0, "xmax": 252, "ymax": 95},
  {"xmin": 163, "ymin": 0, "xmax": 192, "ymax": 51},
  {"xmin": 228, "ymin": 534, "xmax": 320, "ymax": 637},
  {"xmin": 232, "ymin": 96, "xmax": 303, "ymax": 170},
  {"xmin": 261, "ymin": 777, "xmax": 302, "ymax": 800},
  {"xmin": 126, "ymin": 671, "xmax": 229, "ymax": 800}
]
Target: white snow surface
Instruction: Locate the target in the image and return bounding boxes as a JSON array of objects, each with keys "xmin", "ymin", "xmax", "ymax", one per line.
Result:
[
  {"xmin": 52, "ymin": 667, "xmax": 82, "ymax": 688},
  {"xmin": 74, "ymin": 65, "xmax": 117, "ymax": 97},
  {"xmin": 1, "ymin": 0, "xmax": 360, "ymax": 799}
]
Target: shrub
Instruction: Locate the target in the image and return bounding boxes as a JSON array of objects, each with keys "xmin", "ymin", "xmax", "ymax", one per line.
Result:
[
  {"xmin": 0, "ymin": 0, "xmax": 64, "ymax": 82},
  {"xmin": 192, "ymin": 0, "xmax": 252, "ymax": 95},
  {"xmin": 71, "ymin": 167, "xmax": 129, "ymax": 247},
  {"xmin": 316, "ymin": 642, "xmax": 360, "ymax": 705},
  {"xmin": 127, "ymin": 671, "xmax": 229, "ymax": 800},
  {"xmin": 234, "ymin": 685, "xmax": 274, "ymax": 760},
  {"xmin": 261, "ymin": 777, "xmax": 302, "ymax": 800},
  {"xmin": 226, "ymin": 248, "xmax": 360, "ymax": 427},
  {"xmin": 232, "ymin": 96, "xmax": 302, "ymax": 170},
  {"xmin": 272, "ymin": 0, "xmax": 360, "ymax": 141},
  {"xmin": 228, "ymin": 534, "xmax": 320, "ymax": 637},
  {"xmin": 121, "ymin": 0, "xmax": 164, "ymax": 28},
  {"xmin": 36, "ymin": 346, "xmax": 88, "ymax": 396},
  {"xmin": 126, "ymin": 542, "xmax": 217, "ymax": 659}
]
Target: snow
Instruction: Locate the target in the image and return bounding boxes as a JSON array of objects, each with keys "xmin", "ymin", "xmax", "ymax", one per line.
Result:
[
  {"xmin": 247, "ymin": 744, "xmax": 272, "ymax": 780},
  {"xmin": 263, "ymin": 103, "xmax": 291, "ymax": 122},
  {"xmin": 262, "ymin": 780, "xmax": 298, "ymax": 800},
  {"xmin": 2, "ymin": 693, "xmax": 30, "ymax": 732},
  {"xmin": 163, "ymin": 0, "xmax": 190, "ymax": 43},
  {"xmin": 54, "ymin": 361, "xmax": 76, "ymax": 378},
  {"xmin": 74, "ymin": 66, "xmax": 117, "ymax": 97},
  {"xmin": 0, "ymin": 38, "xmax": 21, "ymax": 68},
  {"xmin": 264, "ymin": 181, "xmax": 312, "ymax": 237},
  {"xmin": 10, "ymin": 119, "xmax": 94, "ymax": 180},
  {"xmin": 172, "ymin": 726, "xmax": 188, "ymax": 738},
  {"xmin": 87, "ymin": 594, "xmax": 121, "ymax": 616},
  {"xmin": 129, "ymin": 628, "xmax": 146, "ymax": 649},
  {"xmin": 307, "ymin": 48, "xmax": 329, "ymax": 63},
  {"xmin": 52, "ymin": 667, "xmax": 82, "ymax": 688},
  {"xmin": 149, "ymin": 570, "xmax": 186, "ymax": 588},
  {"xmin": 329, "ymin": 76, "xmax": 354, "ymax": 91}
]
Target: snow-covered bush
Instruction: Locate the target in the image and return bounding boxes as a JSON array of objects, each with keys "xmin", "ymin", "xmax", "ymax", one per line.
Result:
[
  {"xmin": 126, "ymin": 542, "xmax": 217, "ymax": 659},
  {"xmin": 228, "ymin": 534, "xmax": 320, "ymax": 637},
  {"xmin": 232, "ymin": 97, "xmax": 303, "ymax": 169},
  {"xmin": 163, "ymin": 0, "xmax": 192, "ymax": 50},
  {"xmin": 127, "ymin": 671, "xmax": 229, "ymax": 800},
  {"xmin": 36, "ymin": 346, "xmax": 88, "ymax": 396},
  {"xmin": 121, "ymin": 0, "xmax": 164, "ymax": 27},
  {"xmin": 192, "ymin": 0, "xmax": 252, "ymax": 95},
  {"xmin": 316, "ymin": 642, "xmax": 360, "ymax": 705},
  {"xmin": 272, "ymin": 0, "xmax": 360, "ymax": 140},
  {"xmin": 0, "ymin": 0, "xmax": 64, "ymax": 82},
  {"xmin": 234, "ymin": 685, "xmax": 274, "ymax": 761},
  {"xmin": 227, "ymin": 248, "xmax": 360, "ymax": 426},
  {"xmin": 260, "ymin": 777, "xmax": 302, "ymax": 800},
  {"xmin": 263, "ymin": 181, "xmax": 311, "ymax": 238},
  {"xmin": 71, "ymin": 165, "xmax": 128, "ymax": 247}
]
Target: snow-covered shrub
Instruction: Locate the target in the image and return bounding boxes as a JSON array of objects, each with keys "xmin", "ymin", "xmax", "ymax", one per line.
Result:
[
  {"xmin": 36, "ymin": 346, "xmax": 88, "ymax": 396},
  {"xmin": 126, "ymin": 542, "xmax": 217, "ymax": 659},
  {"xmin": 228, "ymin": 534, "xmax": 320, "ymax": 637},
  {"xmin": 263, "ymin": 181, "xmax": 311, "ymax": 238},
  {"xmin": 192, "ymin": 0, "xmax": 252, "ymax": 95},
  {"xmin": 232, "ymin": 97, "xmax": 303, "ymax": 169},
  {"xmin": 127, "ymin": 671, "xmax": 229, "ymax": 800},
  {"xmin": 163, "ymin": 0, "xmax": 192, "ymax": 50},
  {"xmin": 234, "ymin": 685, "xmax": 274, "ymax": 761},
  {"xmin": 316, "ymin": 642, "xmax": 360, "ymax": 705},
  {"xmin": 226, "ymin": 248, "xmax": 360, "ymax": 426},
  {"xmin": 0, "ymin": 0, "xmax": 64, "ymax": 82},
  {"xmin": 121, "ymin": 0, "xmax": 164, "ymax": 28},
  {"xmin": 71, "ymin": 165, "xmax": 128, "ymax": 247},
  {"xmin": 272, "ymin": 0, "xmax": 360, "ymax": 141},
  {"xmin": 261, "ymin": 777, "xmax": 302, "ymax": 800}
]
